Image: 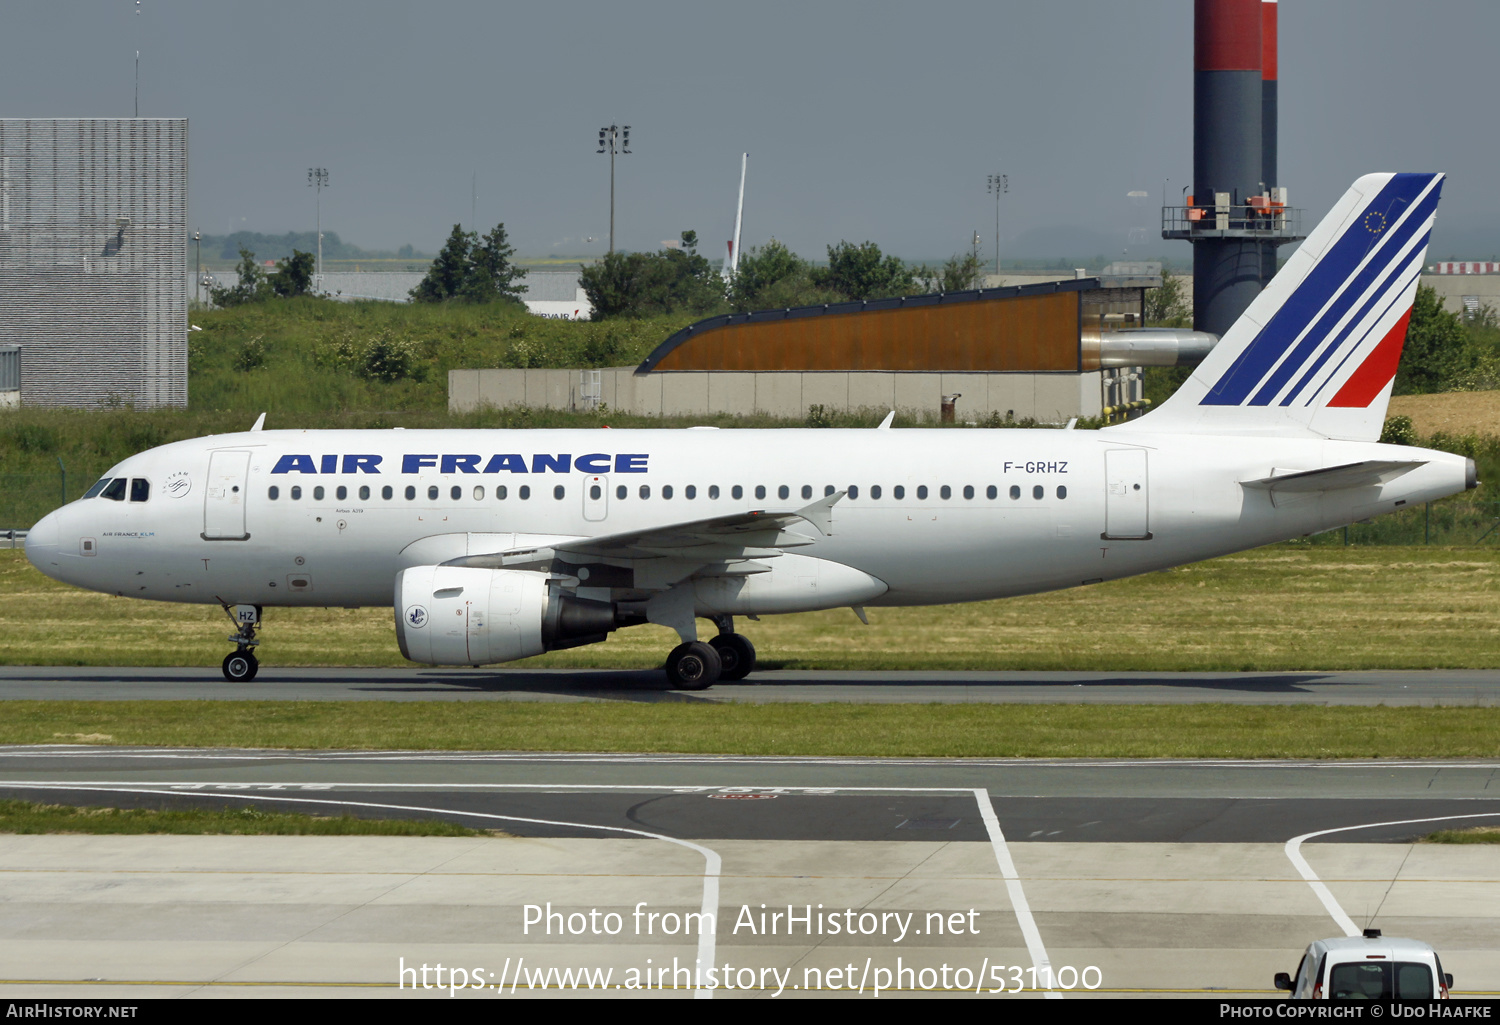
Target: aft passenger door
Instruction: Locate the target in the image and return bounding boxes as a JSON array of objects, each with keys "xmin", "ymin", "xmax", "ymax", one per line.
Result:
[
  {"xmin": 203, "ymin": 450, "xmax": 252, "ymax": 540},
  {"xmin": 1102, "ymin": 449, "xmax": 1151, "ymax": 540}
]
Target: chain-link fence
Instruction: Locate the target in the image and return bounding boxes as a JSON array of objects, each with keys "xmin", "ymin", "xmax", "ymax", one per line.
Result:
[{"xmin": 0, "ymin": 468, "xmax": 104, "ymax": 532}]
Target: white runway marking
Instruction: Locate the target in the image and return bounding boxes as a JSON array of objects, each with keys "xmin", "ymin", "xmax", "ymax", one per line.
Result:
[
  {"xmin": 1285, "ymin": 811, "xmax": 1500, "ymax": 936},
  {"xmin": 973, "ymin": 788, "xmax": 1061, "ymax": 1000},
  {"xmin": 8, "ymin": 783, "xmax": 724, "ymax": 999}
]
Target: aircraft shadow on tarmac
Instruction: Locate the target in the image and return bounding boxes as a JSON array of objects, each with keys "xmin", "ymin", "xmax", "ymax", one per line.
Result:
[{"xmin": 357, "ymin": 669, "xmax": 1340, "ymax": 698}]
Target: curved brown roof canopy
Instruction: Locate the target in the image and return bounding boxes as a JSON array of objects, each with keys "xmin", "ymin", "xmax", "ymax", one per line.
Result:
[{"xmin": 636, "ymin": 279, "xmax": 1100, "ymax": 374}]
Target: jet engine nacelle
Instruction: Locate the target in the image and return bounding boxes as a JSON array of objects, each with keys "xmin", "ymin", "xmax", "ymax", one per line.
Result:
[{"xmin": 394, "ymin": 566, "xmax": 621, "ymax": 666}]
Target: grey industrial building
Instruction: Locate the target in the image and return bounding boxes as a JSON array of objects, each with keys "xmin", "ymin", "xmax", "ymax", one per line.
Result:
[{"xmin": 0, "ymin": 118, "xmax": 188, "ymax": 408}]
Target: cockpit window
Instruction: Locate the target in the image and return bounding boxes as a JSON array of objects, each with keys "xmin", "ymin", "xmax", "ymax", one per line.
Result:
[
  {"xmin": 84, "ymin": 478, "xmax": 113, "ymax": 499},
  {"xmin": 129, "ymin": 478, "xmax": 150, "ymax": 503},
  {"xmin": 100, "ymin": 478, "xmax": 128, "ymax": 502}
]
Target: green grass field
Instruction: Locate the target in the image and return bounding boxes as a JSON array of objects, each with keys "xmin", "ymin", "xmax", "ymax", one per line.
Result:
[
  {"xmin": 0, "ymin": 798, "xmax": 488, "ymax": 836},
  {"xmin": 3, "ymin": 701, "xmax": 1497, "ymax": 758},
  {"xmin": 4, "ymin": 545, "xmax": 1499, "ymax": 672}
]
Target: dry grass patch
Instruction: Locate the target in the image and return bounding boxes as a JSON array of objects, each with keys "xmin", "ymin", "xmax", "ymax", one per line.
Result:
[
  {"xmin": 1389, "ymin": 390, "xmax": 1500, "ymax": 437},
  {"xmin": 4, "ymin": 545, "xmax": 1500, "ymax": 671}
]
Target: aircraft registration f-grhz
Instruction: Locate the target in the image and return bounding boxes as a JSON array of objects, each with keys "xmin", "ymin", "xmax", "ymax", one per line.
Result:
[{"xmin": 26, "ymin": 173, "xmax": 1475, "ymax": 688}]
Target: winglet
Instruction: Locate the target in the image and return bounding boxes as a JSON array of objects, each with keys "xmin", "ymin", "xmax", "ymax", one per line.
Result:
[
  {"xmin": 794, "ymin": 490, "xmax": 845, "ymax": 536},
  {"xmin": 877, "ymin": 410, "xmax": 895, "ymax": 430},
  {"xmin": 250, "ymin": 412, "xmax": 266, "ymax": 432}
]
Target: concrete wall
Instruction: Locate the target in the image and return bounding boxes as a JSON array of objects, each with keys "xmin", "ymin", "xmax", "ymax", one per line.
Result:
[{"xmin": 450, "ymin": 367, "xmax": 1105, "ymax": 422}]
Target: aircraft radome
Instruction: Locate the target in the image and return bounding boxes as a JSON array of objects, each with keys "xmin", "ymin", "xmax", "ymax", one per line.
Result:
[{"xmin": 25, "ymin": 173, "xmax": 1473, "ymax": 688}]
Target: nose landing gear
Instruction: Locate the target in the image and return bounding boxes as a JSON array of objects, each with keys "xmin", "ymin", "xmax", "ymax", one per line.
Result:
[{"xmin": 219, "ymin": 602, "xmax": 262, "ymax": 682}]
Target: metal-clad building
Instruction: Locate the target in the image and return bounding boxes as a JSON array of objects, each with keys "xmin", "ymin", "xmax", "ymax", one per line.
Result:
[{"xmin": 0, "ymin": 119, "xmax": 187, "ymax": 408}]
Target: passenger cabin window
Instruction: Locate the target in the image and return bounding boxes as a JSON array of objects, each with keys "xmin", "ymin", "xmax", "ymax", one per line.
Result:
[
  {"xmin": 336, "ymin": 486, "xmax": 348, "ymax": 501},
  {"xmin": 360, "ymin": 485, "xmax": 371, "ymax": 501},
  {"xmin": 731, "ymin": 485, "xmax": 743, "ymax": 500},
  {"xmin": 755, "ymin": 485, "xmax": 766, "ymax": 500},
  {"xmin": 405, "ymin": 485, "xmax": 416, "ymax": 500},
  {"xmin": 383, "ymin": 486, "xmax": 394, "ymax": 500},
  {"xmin": 313, "ymin": 486, "xmax": 326, "ymax": 501},
  {"xmin": 848, "ymin": 485, "xmax": 859, "ymax": 499},
  {"xmin": 893, "ymin": 485, "xmax": 905, "ymax": 499},
  {"xmin": 709, "ymin": 485, "xmax": 720, "ymax": 499},
  {"xmin": 801, "ymin": 485, "xmax": 813, "ymax": 500},
  {"xmin": 85, "ymin": 478, "xmax": 112, "ymax": 499},
  {"xmin": 662, "ymin": 485, "xmax": 674, "ymax": 499},
  {"xmin": 1057, "ymin": 485, "xmax": 1068, "ymax": 499},
  {"xmin": 685, "ymin": 485, "xmax": 697, "ymax": 499},
  {"xmin": 870, "ymin": 485, "xmax": 882, "ymax": 499},
  {"xmin": 428, "ymin": 486, "xmax": 439, "ymax": 500},
  {"xmin": 639, "ymin": 485, "xmax": 650, "ymax": 499},
  {"xmin": 450, "ymin": 486, "xmax": 461, "ymax": 501},
  {"xmin": 553, "ymin": 485, "xmax": 565, "ymax": 500},
  {"xmin": 1032, "ymin": 485, "xmax": 1044, "ymax": 500},
  {"xmin": 268, "ymin": 486, "xmax": 280, "ymax": 500},
  {"xmin": 963, "ymin": 485, "xmax": 974, "ymax": 500},
  {"xmin": 519, "ymin": 485, "xmax": 531, "ymax": 500},
  {"xmin": 129, "ymin": 478, "xmax": 150, "ymax": 503},
  {"xmin": 290, "ymin": 486, "xmax": 302, "ymax": 500},
  {"xmin": 778, "ymin": 485, "xmax": 789, "ymax": 500},
  {"xmin": 916, "ymin": 485, "xmax": 928, "ymax": 500},
  {"xmin": 590, "ymin": 485, "xmax": 603, "ymax": 500},
  {"xmin": 940, "ymin": 485, "xmax": 951, "ymax": 500},
  {"xmin": 497, "ymin": 485, "xmax": 508, "ymax": 500},
  {"xmin": 1010, "ymin": 485, "xmax": 1021, "ymax": 500},
  {"xmin": 100, "ymin": 478, "xmax": 127, "ymax": 502},
  {"xmin": 987, "ymin": 485, "xmax": 998, "ymax": 499}
]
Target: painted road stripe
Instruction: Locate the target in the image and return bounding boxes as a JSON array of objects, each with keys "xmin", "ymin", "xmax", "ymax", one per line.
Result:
[
  {"xmin": 1286, "ymin": 811, "xmax": 1500, "ymax": 936},
  {"xmin": 974, "ymin": 787, "xmax": 1061, "ymax": 1000}
]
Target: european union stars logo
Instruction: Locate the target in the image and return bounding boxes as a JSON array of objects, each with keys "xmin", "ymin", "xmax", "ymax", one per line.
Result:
[{"xmin": 1364, "ymin": 210, "xmax": 1387, "ymax": 235}]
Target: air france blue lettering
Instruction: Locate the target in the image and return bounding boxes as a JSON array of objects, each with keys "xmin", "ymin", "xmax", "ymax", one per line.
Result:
[
  {"xmin": 271, "ymin": 454, "xmax": 317, "ymax": 474},
  {"xmin": 441, "ymin": 454, "xmax": 481, "ymax": 474},
  {"xmin": 575, "ymin": 453, "xmax": 611, "ymax": 474},
  {"xmin": 342, "ymin": 454, "xmax": 383, "ymax": 474},
  {"xmin": 319, "ymin": 454, "xmax": 338, "ymax": 474},
  {"xmin": 403, "ymin": 454, "xmax": 438, "ymax": 473},
  {"xmin": 483, "ymin": 454, "xmax": 528, "ymax": 474},
  {"xmin": 531, "ymin": 453, "xmax": 571, "ymax": 474},
  {"xmin": 616, "ymin": 454, "xmax": 648, "ymax": 473}
]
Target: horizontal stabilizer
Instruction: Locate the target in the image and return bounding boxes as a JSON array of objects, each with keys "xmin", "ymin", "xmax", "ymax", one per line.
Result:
[{"xmin": 1240, "ymin": 459, "xmax": 1426, "ymax": 494}]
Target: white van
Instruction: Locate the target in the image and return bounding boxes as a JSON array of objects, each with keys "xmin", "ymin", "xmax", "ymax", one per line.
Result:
[{"xmin": 1276, "ymin": 930, "xmax": 1452, "ymax": 999}]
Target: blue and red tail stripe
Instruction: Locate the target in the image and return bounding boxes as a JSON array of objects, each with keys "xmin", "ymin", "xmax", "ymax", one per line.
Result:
[{"xmin": 1201, "ymin": 172, "xmax": 1443, "ymax": 408}]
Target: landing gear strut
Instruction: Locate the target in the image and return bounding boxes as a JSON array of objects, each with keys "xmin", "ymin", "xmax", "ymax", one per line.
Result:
[
  {"xmin": 219, "ymin": 603, "xmax": 261, "ymax": 682},
  {"xmin": 663, "ymin": 617, "xmax": 757, "ymax": 690}
]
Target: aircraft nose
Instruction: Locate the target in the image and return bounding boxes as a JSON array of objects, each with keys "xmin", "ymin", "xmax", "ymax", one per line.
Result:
[{"xmin": 24, "ymin": 509, "xmax": 61, "ymax": 576}]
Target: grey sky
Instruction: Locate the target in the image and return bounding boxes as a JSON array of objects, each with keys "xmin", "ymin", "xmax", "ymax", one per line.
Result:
[{"xmin": 3, "ymin": 1, "xmax": 1497, "ymax": 263}]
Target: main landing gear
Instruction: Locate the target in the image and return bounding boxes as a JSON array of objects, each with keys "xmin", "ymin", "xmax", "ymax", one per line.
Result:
[
  {"xmin": 664, "ymin": 616, "xmax": 757, "ymax": 690},
  {"xmin": 219, "ymin": 603, "xmax": 261, "ymax": 682}
]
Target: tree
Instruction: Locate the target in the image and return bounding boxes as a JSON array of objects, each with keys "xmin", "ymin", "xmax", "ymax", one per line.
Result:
[
  {"xmin": 730, "ymin": 238, "xmax": 819, "ymax": 310},
  {"xmin": 1144, "ymin": 264, "xmax": 1191, "ymax": 326},
  {"xmin": 268, "ymin": 249, "xmax": 315, "ymax": 298},
  {"xmin": 812, "ymin": 241, "xmax": 917, "ymax": 301},
  {"xmin": 579, "ymin": 231, "xmax": 725, "ymax": 319},
  {"xmin": 410, "ymin": 225, "xmax": 474, "ymax": 303},
  {"xmin": 460, "ymin": 223, "xmax": 528, "ymax": 305},
  {"xmin": 1395, "ymin": 284, "xmax": 1479, "ymax": 394},
  {"xmin": 208, "ymin": 247, "xmax": 269, "ymax": 307},
  {"xmin": 914, "ymin": 251, "xmax": 984, "ymax": 294}
]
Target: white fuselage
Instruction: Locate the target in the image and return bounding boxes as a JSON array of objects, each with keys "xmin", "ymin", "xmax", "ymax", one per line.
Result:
[{"xmin": 24, "ymin": 426, "xmax": 1472, "ymax": 618}]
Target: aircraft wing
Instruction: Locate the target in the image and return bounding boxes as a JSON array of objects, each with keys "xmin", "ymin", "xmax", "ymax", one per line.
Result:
[
  {"xmin": 1240, "ymin": 460, "xmax": 1427, "ymax": 494},
  {"xmin": 444, "ymin": 491, "xmax": 844, "ymax": 571}
]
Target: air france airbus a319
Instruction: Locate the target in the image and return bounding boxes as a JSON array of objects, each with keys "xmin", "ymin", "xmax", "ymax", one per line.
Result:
[{"xmin": 25, "ymin": 173, "xmax": 1475, "ymax": 688}]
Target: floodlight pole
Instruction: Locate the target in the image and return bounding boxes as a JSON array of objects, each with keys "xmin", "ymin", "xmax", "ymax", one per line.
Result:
[
  {"xmin": 192, "ymin": 230, "xmax": 201, "ymax": 305},
  {"xmin": 596, "ymin": 124, "xmax": 631, "ymax": 254},
  {"xmin": 987, "ymin": 173, "xmax": 1008, "ymax": 276},
  {"xmin": 308, "ymin": 167, "xmax": 329, "ymax": 291}
]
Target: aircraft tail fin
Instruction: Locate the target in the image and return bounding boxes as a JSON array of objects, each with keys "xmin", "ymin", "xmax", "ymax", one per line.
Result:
[{"xmin": 1118, "ymin": 172, "xmax": 1444, "ymax": 441}]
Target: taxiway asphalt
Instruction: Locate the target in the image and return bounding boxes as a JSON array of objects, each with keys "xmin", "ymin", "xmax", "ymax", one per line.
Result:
[{"xmin": 2, "ymin": 665, "xmax": 1498, "ymax": 704}]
